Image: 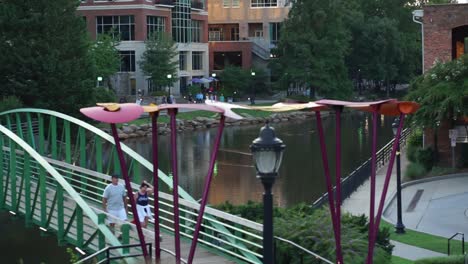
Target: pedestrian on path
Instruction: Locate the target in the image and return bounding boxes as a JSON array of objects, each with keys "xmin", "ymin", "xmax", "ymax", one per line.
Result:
[
  {"xmin": 134, "ymin": 180, "xmax": 154, "ymax": 228},
  {"xmin": 102, "ymin": 175, "xmax": 127, "ymax": 230}
]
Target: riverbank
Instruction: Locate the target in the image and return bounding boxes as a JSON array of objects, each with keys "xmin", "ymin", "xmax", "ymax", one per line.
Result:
[{"xmin": 107, "ymin": 110, "xmax": 329, "ymax": 140}]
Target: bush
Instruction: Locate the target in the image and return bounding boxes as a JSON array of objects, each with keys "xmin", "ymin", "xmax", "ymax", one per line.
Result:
[
  {"xmin": 0, "ymin": 96, "xmax": 23, "ymax": 113},
  {"xmin": 215, "ymin": 202, "xmax": 393, "ymax": 263},
  {"xmin": 151, "ymin": 90, "xmax": 167, "ymax": 97},
  {"xmin": 93, "ymin": 88, "xmax": 116, "ymax": 103},
  {"xmin": 414, "ymin": 255, "xmax": 464, "ymax": 264},
  {"xmin": 428, "ymin": 167, "xmax": 457, "ymax": 177},
  {"xmin": 405, "ymin": 162, "xmax": 427, "ymax": 180},
  {"xmin": 416, "ymin": 147, "xmax": 435, "ymax": 171},
  {"xmin": 407, "ymin": 129, "xmax": 423, "ymax": 162}
]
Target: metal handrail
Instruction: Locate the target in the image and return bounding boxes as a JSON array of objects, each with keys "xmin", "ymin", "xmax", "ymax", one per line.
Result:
[
  {"xmin": 448, "ymin": 232, "xmax": 465, "ymax": 255},
  {"xmin": 274, "ymin": 236, "xmax": 334, "ymax": 264},
  {"xmin": 312, "ymin": 128, "xmax": 411, "ymax": 207}
]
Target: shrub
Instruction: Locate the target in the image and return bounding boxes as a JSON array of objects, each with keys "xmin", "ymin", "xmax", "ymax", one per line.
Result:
[
  {"xmin": 151, "ymin": 90, "xmax": 168, "ymax": 97},
  {"xmin": 428, "ymin": 167, "xmax": 457, "ymax": 177},
  {"xmin": 459, "ymin": 144, "xmax": 468, "ymax": 168},
  {"xmin": 0, "ymin": 96, "xmax": 23, "ymax": 113},
  {"xmin": 414, "ymin": 255, "xmax": 464, "ymax": 264},
  {"xmin": 405, "ymin": 162, "xmax": 427, "ymax": 180},
  {"xmin": 93, "ymin": 88, "xmax": 116, "ymax": 103},
  {"xmin": 406, "ymin": 129, "xmax": 423, "ymax": 162},
  {"xmin": 416, "ymin": 147, "xmax": 435, "ymax": 171}
]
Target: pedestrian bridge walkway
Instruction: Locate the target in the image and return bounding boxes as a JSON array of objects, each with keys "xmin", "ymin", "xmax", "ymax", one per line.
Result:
[{"xmin": 0, "ymin": 108, "xmax": 265, "ymax": 263}]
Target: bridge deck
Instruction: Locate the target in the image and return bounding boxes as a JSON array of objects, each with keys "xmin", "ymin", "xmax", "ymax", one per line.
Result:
[{"xmin": 3, "ymin": 174, "xmax": 234, "ymax": 264}]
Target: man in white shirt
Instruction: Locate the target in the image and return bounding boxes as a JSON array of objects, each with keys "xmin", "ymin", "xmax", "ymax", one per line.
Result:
[{"xmin": 102, "ymin": 175, "xmax": 127, "ymax": 229}]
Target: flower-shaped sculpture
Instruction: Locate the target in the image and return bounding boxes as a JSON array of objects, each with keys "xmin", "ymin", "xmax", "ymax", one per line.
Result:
[{"xmin": 80, "ymin": 103, "xmax": 149, "ymax": 260}]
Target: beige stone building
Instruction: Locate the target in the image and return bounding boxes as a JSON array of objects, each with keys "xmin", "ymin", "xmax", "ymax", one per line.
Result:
[{"xmin": 207, "ymin": 0, "xmax": 292, "ymax": 72}]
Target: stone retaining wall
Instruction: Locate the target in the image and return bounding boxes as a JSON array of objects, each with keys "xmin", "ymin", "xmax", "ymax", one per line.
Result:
[{"xmin": 104, "ymin": 111, "xmax": 329, "ymax": 140}]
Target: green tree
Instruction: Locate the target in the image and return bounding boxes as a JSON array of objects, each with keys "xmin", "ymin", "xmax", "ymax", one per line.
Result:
[
  {"xmin": 219, "ymin": 66, "xmax": 258, "ymax": 97},
  {"xmin": 274, "ymin": 0, "xmax": 353, "ymax": 99},
  {"xmin": 406, "ymin": 55, "xmax": 468, "ymax": 128},
  {"xmin": 89, "ymin": 34, "xmax": 120, "ymax": 89},
  {"xmin": 139, "ymin": 33, "xmax": 178, "ymax": 91},
  {"xmin": 0, "ymin": 0, "xmax": 96, "ymax": 116}
]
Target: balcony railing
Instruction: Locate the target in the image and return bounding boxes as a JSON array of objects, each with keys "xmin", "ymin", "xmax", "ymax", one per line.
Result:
[
  {"xmin": 155, "ymin": 0, "xmax": 175, "ymax": 6},
  {"xmin": 154, "ymin": 0, "xmax": 204, "ymax": 9}
]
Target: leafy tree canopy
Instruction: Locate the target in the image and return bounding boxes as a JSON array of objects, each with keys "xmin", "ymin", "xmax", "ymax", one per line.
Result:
[
  {"xmin": 139, "ymin": 33, "xmax": 178, "ymax": 91},
  {"xmin": 89, "ymin": 34, "xmax": 120, "ymax": 88},
  {"xmin": 0, "ymin": 0, "xmax": 98, "ymax": 116},
  {"xmin": 406, "ymin": 55, "xmax": 468, "ymax": 128}
]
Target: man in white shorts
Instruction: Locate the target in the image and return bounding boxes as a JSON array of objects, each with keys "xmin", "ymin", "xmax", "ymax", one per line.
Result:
[{"xmin": 102, "ymin": 175, "xmax": 127, "ymax": 229}]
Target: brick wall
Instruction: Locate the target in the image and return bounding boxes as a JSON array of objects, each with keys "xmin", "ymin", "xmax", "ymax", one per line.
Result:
[{"xmin": 423, "ymin": 4, "xmax": 468, "ymax": 72}]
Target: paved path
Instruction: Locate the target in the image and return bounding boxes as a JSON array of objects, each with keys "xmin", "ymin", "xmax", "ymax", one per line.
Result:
[
  {"xmin": 342, "ymin": 150, "xmax": 446, "ymax": 261},
  {"xmin": 384, "ymin": 174, "xmax": 468, "ymax": 239}
]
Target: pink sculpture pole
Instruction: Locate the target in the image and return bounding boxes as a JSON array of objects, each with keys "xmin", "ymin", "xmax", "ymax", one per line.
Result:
[
  {"xmin": 366, "ymin": 110, "xmax": 379, "ymax": 264},
  {"xmin": 151, "ymin": 112, "xmax": 161, "ymax": 261},
  {"xmin": 168, "ymin": 109, "xmax": 181, "ymax": 264},
  {"xmin": 110, "ymin": 124, "xmax": 149, "ymax": 260},
  {"xmin": 315, "ymin": 111, "xmax": 341, "ymax": 262},
  {"xmin": 187, "ymin": 115, "xmax": 226, "ymax": 263},
  {"xmin": 334, "ymin": 107, "xmax": 344, "ymax": 264}
]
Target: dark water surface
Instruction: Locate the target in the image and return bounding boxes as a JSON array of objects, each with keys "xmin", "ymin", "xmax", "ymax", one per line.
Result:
[
  {"xmin": 0, "ymin": 211, "xmax": 70, "ymax": 263},
  {"xmin": 123, "ymin": 112, "xmax": 395, "ymax": 207}
]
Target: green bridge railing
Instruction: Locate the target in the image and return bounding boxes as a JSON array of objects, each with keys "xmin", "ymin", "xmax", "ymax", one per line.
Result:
[{"xmin": 0, "ymin": 109, "xmax": 263, "ymax": 263}]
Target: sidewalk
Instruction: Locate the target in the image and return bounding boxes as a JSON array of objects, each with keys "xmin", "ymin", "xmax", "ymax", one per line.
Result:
[{"xmin": 342, "ymin": 151, "xmax": 446, "ymax": 261}]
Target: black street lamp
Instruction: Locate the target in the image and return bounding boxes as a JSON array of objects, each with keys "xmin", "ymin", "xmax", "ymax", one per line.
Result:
[
  {"xmin": 392, "ymin": 118, "xmax": 405, "ymax": 234},
  {"xmin": 250, "ymin": 71, "xmax": 256, "ymax": 105},
  {"xmin": 250, "ymin": 123, "xmax": 285, "ymax": 264}
]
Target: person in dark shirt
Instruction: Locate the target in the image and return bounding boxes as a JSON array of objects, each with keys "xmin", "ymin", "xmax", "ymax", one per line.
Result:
[{"xmin": 134, "ymin": 181, "xmax": 154, "ymax": 228}]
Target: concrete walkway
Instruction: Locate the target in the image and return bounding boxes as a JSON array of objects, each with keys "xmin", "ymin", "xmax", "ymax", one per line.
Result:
[{"xmin": 342, "ymin": 151, "xmax": 446, "ymax": 261}]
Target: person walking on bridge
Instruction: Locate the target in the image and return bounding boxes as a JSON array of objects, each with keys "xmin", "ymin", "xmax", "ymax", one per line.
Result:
[
  {"xmin": 134, "ymin": 180, "xmax": 154, "ymax": 228},
  {"xmin": 102, "ymin": 175, "xmax": 128, "ymax": 231}
]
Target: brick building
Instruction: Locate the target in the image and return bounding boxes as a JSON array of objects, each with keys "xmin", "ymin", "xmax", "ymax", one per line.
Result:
[
  {"xmin": 418, "ymin": 3, "xmax": 468, "ymax": 72},
  {"xmin": 414, "ymin": 3, "xmax": 468, "ymax": 166},
  {"xmin": 78, "ymin": 0, "xmax": 209, "ymax": 96},
  {"xmin": 207, "ymin": 0, "xmax": 291, "ymax": 73}
]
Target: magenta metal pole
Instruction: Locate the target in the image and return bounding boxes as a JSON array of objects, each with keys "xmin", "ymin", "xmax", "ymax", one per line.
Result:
[
  {"xmin": 168, "ymin": 109, "xmax": 181, "ymax": 264},
  {"xmin": 334, "ymin": 107, "xmax": 344, "ymax": 264},
  {"xmin": 187, "ymin": 115, "xmax": 226, "ymax": 264},
  {"xmin": 110, "ymin": 124, "xmax": 149, "ymax": 259},
  {"xmin": 366, "ymin": 109, "xmax": 379, "ymax": 264},
  {"xmin": 315, "ymin": 111, "xmax": 341, "ymax": 262},
  {"xmin": 371, "ymin": 114, "xmax": 405, "ymax": 249},
  {"xmin": 151, "ymin": 112, "xmax": 161, "ymax": 261}
]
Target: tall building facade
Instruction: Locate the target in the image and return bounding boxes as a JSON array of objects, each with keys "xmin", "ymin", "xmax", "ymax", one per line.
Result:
[
  {"xmin": 78, "ymin": 0, "xmax": 209, "ymax": 96},
  {"xmin": 207, "ymin": 0, "xmax": 291, "ymax": 73}
]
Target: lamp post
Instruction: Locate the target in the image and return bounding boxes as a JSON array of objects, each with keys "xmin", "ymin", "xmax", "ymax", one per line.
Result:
[
  {"xmin": 250, "ymin": 122, "xmax": 285, "ymax": 264},
  {"xmin": 212, "ymin": 73, "xmax": 217, "ymax": 91},
  {"xmin": 251, "ymin": 71, "xmax": 256, "ymax": 105},
  {"xmin": 167, "ymin": 74, "xmax": 172, "ymax": 95},
  {"xmin": 392, "ymin": 118, "xmax": 405, "ymax": 234},
  {"xmin": 97, "ymin": 76, "xmax": 103, "ymax": 87}
]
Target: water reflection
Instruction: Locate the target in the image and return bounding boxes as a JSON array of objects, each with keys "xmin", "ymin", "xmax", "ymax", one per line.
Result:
[{"xmin": 122, "ymin": 113, "xmax": 395, "ymax": 207}]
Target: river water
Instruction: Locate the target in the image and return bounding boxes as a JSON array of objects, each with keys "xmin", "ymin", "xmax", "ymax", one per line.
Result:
[{"xmin": 123, "ymin": 112, "xmax": 395, "ymax": 207}]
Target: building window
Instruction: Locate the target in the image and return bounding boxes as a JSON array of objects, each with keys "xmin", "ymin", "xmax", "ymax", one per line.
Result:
[
  {"xmin": 191, "ymin": 20, "xmax": 202, "ymax": 43},
  {"xmin": 224, "ymin": 0, "xmax": 239, "ymax": 7},
  {"xmin": 119, "ymin": 51, "xmax": 135, "ymax": 72},
  {"xmin": 209, "ymin": 28, "xmax": 223, "ymax": 41},
  {"xmin": 97, "ymin": 16, "xmax": 135, "ymax": 41},
  {"xmin": 172, "ymin": 1, "xmax": 191, "ymax": 43},
  {"xmin": 147, "ymin": 16, "xmax": 166, "ymax": 38},
  {"xmin": 269, "ymin": 22, "xmax": 281, "ymax": 44},
  {"xmin": 179, "ymin": 51, "xmax": 187, "ymax": 70},
  {"xmin": 251, "ymin": 0, "xmax": 277, "ymax": 8},
  {"xmin": 231, "ymin": 27, "xmax": 239, "ymax": 41},
  {"xmin": 192, "ymin": 51, "xmax": 203, "ymax": 70}
]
